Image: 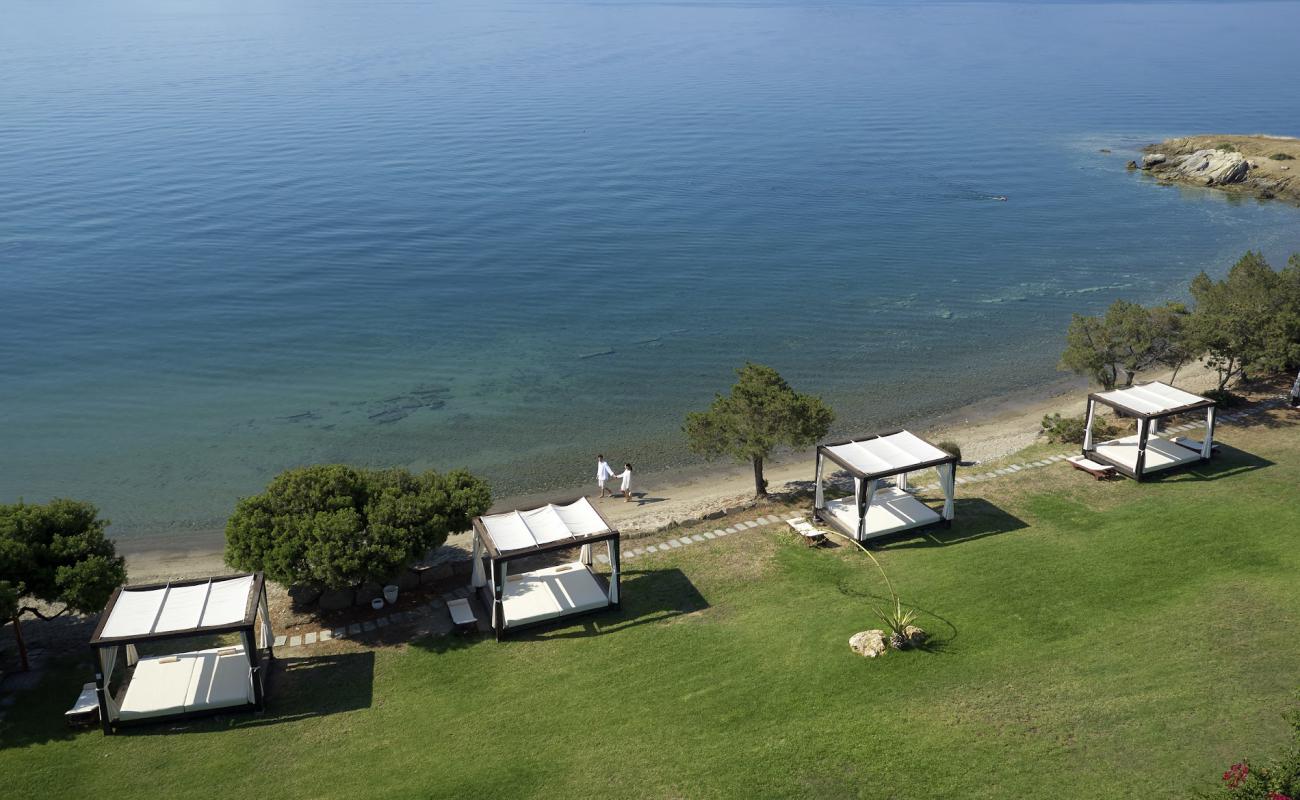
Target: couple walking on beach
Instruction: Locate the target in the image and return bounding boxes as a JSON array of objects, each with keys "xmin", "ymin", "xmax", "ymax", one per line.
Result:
[{"xmin": 596, "ymin": 455, "xmax": 633, "ymax": 502}]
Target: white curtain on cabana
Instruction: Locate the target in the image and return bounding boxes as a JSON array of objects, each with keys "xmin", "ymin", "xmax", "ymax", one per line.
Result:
[
  {"xmin": 470, "ymin": 533, "xmax": 486, "ymax": 588},
  {"xmin": 579, "ymin": 544, "xmax": 592, "ymax": 565},
  {"xmin": 858, "ymin": 478, "xmax": 879, "ymax": 540},
  {"xmin": 936, "ymin": 463, "xmax": 956, "ymax": 520},
  {"xmin": 814, "ymin": 456, "xmax": 825, "ymax": 508},
  {"xmin": 1083, "ymin": 399, "xmax": 1097, "ymax": 450},
  {"xmin": 606, "ymin": 540, "xmax": 619, "ymax": 604},
  {"xmin": 493, "ymin": 560, "xmax": 508, "ymax": 629},
  {"xmin": 258, "ymin": 589, "xmax": 273, "ymax": 649},
  {"xmin": 1202, "ymin": 407, "xmax": 1216, "ymax": 459},
  {"xmin": 99, "ymin": 645, "xmax": 121, "ymax": 721}
]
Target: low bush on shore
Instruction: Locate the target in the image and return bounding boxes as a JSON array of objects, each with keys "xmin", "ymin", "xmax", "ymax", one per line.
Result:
[
  {"xmin": 1040, "ymin": 412, "xmax": 1119, "ymax": 444},
  {"xmin": 1271, "ymin": 152, "xmax": 1296, "ymax": 161}
]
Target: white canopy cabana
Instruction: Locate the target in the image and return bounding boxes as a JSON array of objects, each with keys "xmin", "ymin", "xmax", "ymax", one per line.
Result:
[
  {"xmin": 470, "ymin": 497, "xmax": 620, "ymax": 640},
  {"xmin": 1082, "ymin": 381, "xmax": 1217, "ymax": 480},
  {"xmin": 88, "ymin": 573, "xmax": 273, "ymax": 734},
  {"xmin": 813, "ymin": 430, "xmax": 958, "ymax": 542}
]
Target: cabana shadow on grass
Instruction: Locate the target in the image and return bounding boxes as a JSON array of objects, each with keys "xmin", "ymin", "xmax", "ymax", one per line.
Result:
[
  {"xmin": 115, "ymin": 651, "xmax": 377, "ymax": 735},
  {"xmin": 496, "ymin": 568, "xmax": 707, "ymax": 642},
  {"xmin": 1137, "ymin": 443, "xmax": 1273, "ymax": 483},
  {"xmin": 872, "ymin": 498, "xmax": 1029, "ymax": 551}
]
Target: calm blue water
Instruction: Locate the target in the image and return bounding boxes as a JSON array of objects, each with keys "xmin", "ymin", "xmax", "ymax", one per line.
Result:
[{"xmin": 4, "ymin": 0, "xmax": 1300, "ymax": 545}]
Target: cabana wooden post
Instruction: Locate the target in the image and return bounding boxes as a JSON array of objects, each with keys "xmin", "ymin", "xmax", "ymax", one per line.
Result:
[
  {"xmin": 470, "ymin": 497, "xmax": 621, "ymax": 641},
  {"xmin": 1082, "ymin": 381, "xmax": 1217, "ymax": 481},
  {"xmin": 813, "ymin": 430, "xmax": 958, "ymax": 542},
  {"xmin": 87, "ymin": 572, "xmax": 274, "ymax": 735}
]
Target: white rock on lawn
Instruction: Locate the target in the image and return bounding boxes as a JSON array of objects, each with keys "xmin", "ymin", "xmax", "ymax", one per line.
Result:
[{"xmin": 849, "ymin": 630, "xmax": 887, "ymax": 658}]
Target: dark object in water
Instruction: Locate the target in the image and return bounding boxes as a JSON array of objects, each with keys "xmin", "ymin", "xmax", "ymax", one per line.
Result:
[
  {"xmin": 369, "ymin": 408, "xmax": 410, "ymax": 424},
  {"xmin": 580, "ymin": 348, "xmax": 615, "ymax": 359},
  {"xmin": 281, "ymin": 411, "xmax": 320, "ymax": 423}
]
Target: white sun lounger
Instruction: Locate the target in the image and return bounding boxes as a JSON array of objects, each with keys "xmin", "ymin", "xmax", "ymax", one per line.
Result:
[
  {"xmin": 1067, "ymin": 455, "xmax": 1116, "ymax": 480},
  {"xmin": 1171, "ymin": 436, "xmax": 1219, "ymax": 454},
  {"xmin": 447, "ymin": 597, "xmax": 477, "ymax": 633},
  {"xmin": 66, "ymin": 682, "xmax": 100, "ymax": 726},
  {"xmin": 786, "ymin": 517, "xmax": 826, "ymax": 546}
]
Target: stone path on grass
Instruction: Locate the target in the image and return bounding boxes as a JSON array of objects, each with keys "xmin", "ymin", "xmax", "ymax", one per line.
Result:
[{"xmin": 272, "ymin": 397, "xmax": 1286, "ymax": 655}]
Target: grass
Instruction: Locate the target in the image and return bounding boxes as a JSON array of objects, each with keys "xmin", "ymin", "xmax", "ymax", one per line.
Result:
[{"xmin": 3, "ymin": 413, "xmax": 1299, "ymax": 799}]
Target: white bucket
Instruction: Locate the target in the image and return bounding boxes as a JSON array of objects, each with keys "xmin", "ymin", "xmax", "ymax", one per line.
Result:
[
  {"xmin": 370, "ymin": 597, "xmax": 384, "ymax": 611},
  {"xmin": 383, "ymin": 585, "xmax": 399, "ymax": 605}
]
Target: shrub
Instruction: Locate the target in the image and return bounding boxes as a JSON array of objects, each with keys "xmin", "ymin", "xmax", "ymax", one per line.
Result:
[
  {"xmin": 1216, "ymin": 142, "xmax": 1239, "ymax": 153},
  {"xmin": 936, "ymin": 440, "xmax": 962, "ymax": 462},
  {"xmin": 1198, "ymin": 694, "xmax": 1300, "ymax": 799},
  {"xmin": 1040, "ymin": 413, "xmax": 1119, "ymax": 445},
  {"xmin": 1271, "ymin": 153, "xmax": 1296, "ymax": 161},
  {"xmin": 1203, "ymin": 388, "xmax": 1246, "ymax": 408},
  {"xmin": 224, "ymin": 464, "xmax": 491, "ymax": 589}
]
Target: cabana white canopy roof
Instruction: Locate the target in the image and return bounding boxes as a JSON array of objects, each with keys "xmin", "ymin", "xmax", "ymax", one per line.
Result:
[
  {"xmin": 1091, "ymin": 381, "xmax": 1214, "ymax": 418},
  {"xmin": 471, "ymin": 497, "xmax": 621, "ymax": 640},
  {"xmin": 96, "ymin": 575, "xmax": 257, "ymax": 641},
  {"xmin": 89, "ymin": 573, "xmax": 273, "ymax": 734},
  {"xmin": 822, "ymin": 430, "xmax": 954, "ymax": 479},
  {"xmin": 815, "ymin": 430, "xmax": 958, "ymax": 542},
  {"xmin": 477, "ymin": 498, "xmax": 611, "ymax": 554},
  {"xmin": 1083, "ymin": 381, "xmax": 1217, "ymax": 480}
]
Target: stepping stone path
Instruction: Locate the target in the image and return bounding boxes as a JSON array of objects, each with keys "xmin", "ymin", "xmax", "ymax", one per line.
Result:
[{"xmin": 271, "ymin": 400, "xmax": 1286, "ymax": 655}]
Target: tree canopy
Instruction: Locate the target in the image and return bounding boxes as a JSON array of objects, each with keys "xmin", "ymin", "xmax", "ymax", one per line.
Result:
[
  {"xmin": 684, "ymin": 363, "xmax": 834, "ymax": 496},
  {"xmin": 0, "ymin": 499, "xmax": 126, "ymax": 619},
  {"xmin": 1059, "ymin": 299, "xmax": 1192, "ymax": 390},
  {"xmin": 1188, "ymin": 251, "xmax": 1300, "ymax": 390},
  {"xmin": 224, "ymin": 464, "xmax": 492, "ymax": 589},
  {"xmin": 1, "ymin": 499, "xmax": 126, "ymax": 671}
]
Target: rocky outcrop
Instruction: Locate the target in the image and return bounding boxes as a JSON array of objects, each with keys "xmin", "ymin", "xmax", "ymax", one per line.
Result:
[
  {"xmin": 904, "ymin": 625, "xmax": 929, "ymax": 648},
  {"xmin": 1155, "ymin": 149, "xmax": 1249, "ymax": 185},
  {"xmin": 849, "ymin": 630, "xmax": 887, "ymax": 658},
  {"xmin": 1137, "ymin": 135, "xmax": 1300, "ymax": 205}
]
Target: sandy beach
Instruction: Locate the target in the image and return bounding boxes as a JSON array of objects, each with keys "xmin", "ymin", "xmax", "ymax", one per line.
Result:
[{"xmin": 121, "ymin": 363, "xmax": 1223, "ymax": 583}]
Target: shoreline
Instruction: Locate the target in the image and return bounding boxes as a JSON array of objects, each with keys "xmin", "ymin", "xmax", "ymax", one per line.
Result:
[
  {"xmin": 120, "ymin": 364, "xmax": 1220, "ymax": 583},
  {"xmin": 1137, "ymin": 134, "xmax": 1300, "ymax": 205}
]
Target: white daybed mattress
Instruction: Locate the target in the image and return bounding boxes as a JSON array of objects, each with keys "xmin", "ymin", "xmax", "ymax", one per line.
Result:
[
  {"xmin": 118, "ymin": 645, "xmax": 253, "ymax": 721},
  {"xmin": 502, "ymin": 562, "xmax": 608, "ymax": 628},
  {"xmin": 1092, "ymin": 434, "xmax": 1202, "ymax": 474},
  {"xmin": 824, "ymin": 486, "xmax": 942, "ymax": 540}
]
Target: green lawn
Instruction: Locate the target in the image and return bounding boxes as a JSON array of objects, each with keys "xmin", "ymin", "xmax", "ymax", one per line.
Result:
[{"xmin": 4, "ymin": 413, "xmax": 1299, "ymax": 799}]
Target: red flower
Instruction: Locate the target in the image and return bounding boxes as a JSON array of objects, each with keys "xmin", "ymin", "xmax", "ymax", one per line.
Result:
[
  {"xmin": 1222, "ymin": 762, "xmax": 1249, "ymax": 789},
  {"xmin": 1265, "ymin": 793, "xmax": 1289, "ymax": 800}
]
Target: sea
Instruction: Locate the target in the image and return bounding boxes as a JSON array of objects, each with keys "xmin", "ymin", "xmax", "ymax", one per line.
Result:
[{"xmin": 4, "ymin": 0, "xmax": 1300, "ymax": 549}]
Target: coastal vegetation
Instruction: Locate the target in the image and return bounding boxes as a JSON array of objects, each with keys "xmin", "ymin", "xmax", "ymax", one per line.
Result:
[
  {"xmin": 683, "ymin": 363, "xmax": 833, "ymax": 497},
  {"xmin": 1059, "ymin": 251, "xmax": 1300, "ymax": 392},
  {"xmin": 1040, "ymin": 411, "xmax": 1120, "ymax": 445},
  {"xmin": 0, "ymin": 500, "xmax": 125, "ymax": 671},
  {"xmin": 2, "ymin": 409, "xmax": 1297, "ymax": 798},
  {"xmin": 1059, "ymin": 299, "xmax": 1191, "ymax": 390},
  {"xmin": 1189, "ymin": 251, "xmax": 1300, "ymax": 391},
  {"xmin": 224, "ymin": 465, "xmax": 491, "ymax": 590}
]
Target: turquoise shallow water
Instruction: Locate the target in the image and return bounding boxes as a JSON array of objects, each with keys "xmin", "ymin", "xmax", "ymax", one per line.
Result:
[{"xmin": 3, "ymin": 0, "xmax": 1300, "ymax": 544}]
